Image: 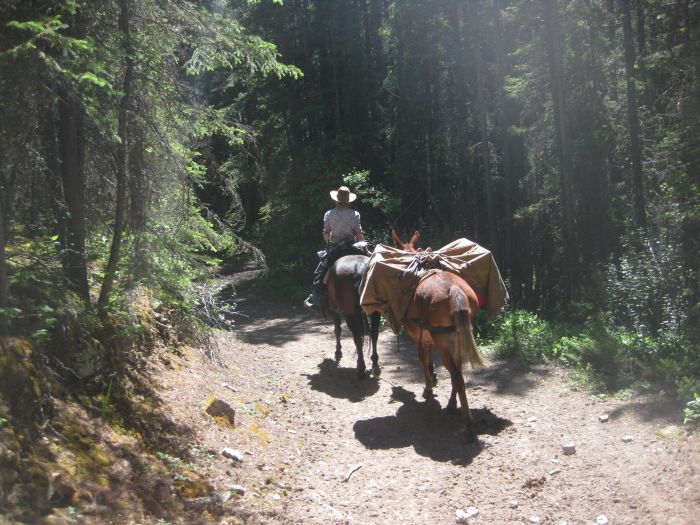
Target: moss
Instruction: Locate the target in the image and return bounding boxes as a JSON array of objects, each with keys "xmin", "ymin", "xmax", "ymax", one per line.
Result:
[
  {"xmin": 247, "ymin": 422, "xmax": 270, "ymax": 444},
  {"xmin": 173, "ymin": 477, "xmax": 214, "ymax": 498},
  {"xmin": 0, "ymin": 338, "xmax": 42, "ymax": 432}
]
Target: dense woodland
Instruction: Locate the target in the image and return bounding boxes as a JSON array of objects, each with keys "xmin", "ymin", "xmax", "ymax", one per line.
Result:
[{"xmin": 0, "ymin": 0, "xmax": 699, "ymax": 519}]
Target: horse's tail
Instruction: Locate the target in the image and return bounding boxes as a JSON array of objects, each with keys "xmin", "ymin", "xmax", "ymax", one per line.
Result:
[
  {"xmin": 449, "ymin": 285, "xmax": 487, "ymax": 371},
  {"xmin": 353, "ymin": 260, "xmax": 366, "ymax": 292}
]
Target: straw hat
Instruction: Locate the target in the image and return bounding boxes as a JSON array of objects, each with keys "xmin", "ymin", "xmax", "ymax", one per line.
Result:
[{"xmin": 330, "ymin": 185, "xmax": 357, "ymax": 203}]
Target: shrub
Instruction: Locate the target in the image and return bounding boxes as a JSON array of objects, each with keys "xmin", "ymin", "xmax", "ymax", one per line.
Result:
[{"xmin": 490, "ymin": 308, "xmax": 699, "ymax": 417}]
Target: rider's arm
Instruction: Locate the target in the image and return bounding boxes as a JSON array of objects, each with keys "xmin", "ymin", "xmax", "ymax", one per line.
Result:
[
  {"xmin": 353, "ymin": 211, "xmax": 365, "ymax": 242},
  {"xmin": 323, "ymin": 210, "xmax": 332, "ymax": 242}
]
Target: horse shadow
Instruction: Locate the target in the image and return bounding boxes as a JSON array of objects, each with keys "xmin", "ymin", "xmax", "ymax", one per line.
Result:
[
  {"xmin": 303, "ymin": 358, "xmax": 380, "ymax": 402},
  {"xmin": 353, "ymin": 386, "xmax": 512, "ymax": 464}
]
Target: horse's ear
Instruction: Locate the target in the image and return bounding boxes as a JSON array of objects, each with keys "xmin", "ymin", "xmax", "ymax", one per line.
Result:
[
  {"xmin": 409, "ymin": 231, "xmax": 421, "ymax": 249},
  {"xmin": 391, "ymin": 229, "xmax": 404, "ymax": 248}
]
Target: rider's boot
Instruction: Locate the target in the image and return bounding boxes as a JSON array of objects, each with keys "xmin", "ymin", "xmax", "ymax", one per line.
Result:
[{"xmin": 304, "ymin": 287, "xmax": 322, "ymax": 315}]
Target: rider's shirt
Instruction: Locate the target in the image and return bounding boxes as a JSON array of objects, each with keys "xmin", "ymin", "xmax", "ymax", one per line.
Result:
[{"xmin": 323, "ymin": 206, "xmax": 363, "ymax": 244}]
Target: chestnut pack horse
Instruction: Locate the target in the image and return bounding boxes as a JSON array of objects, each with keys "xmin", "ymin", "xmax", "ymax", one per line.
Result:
[
  {"xmin": 325, "ymin": 254, "xmax": 381, "ymax": 378},
  {"xmin": 391, "ymin": 230, "xmax": 486, "ymax": 441}
]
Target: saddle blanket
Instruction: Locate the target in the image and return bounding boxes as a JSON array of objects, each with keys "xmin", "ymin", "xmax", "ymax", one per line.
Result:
[{"xmin": 359, "ymin": 238, "xmax": 509, "ymax": 334}]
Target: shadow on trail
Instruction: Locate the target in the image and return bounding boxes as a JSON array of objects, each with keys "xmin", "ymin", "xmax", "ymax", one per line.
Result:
[
  {"xmin": 471, "ymin": 358, "xmax": 552, "ymax": 396},
  {"xmin": 304, "ymin": 358, "xmax": 380, "ymax": 402},
  {"xmin": 381, "ymin": 333, "xmax": 551, "ymax": 398},
  {"xmin": 234, "ymin": 296, "xmax": 326, "ymax": 347},
  {"xmin": 607, "ymin": 395, "xmax": 685, "ymax": 425},
  {"xmin": 353, "ymin": 386, "xmax": 512, "ymax": 464}
]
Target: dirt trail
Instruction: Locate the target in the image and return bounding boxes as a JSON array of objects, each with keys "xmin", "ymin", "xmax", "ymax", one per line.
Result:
[{"xmin": 158, "ymin": 291, "xmax": 699, "ymax": 525}]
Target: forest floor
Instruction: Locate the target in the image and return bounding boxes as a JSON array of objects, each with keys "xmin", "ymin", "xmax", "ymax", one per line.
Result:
[{"xmin": 153, "ymin": 277, "xmax": 699, "ymax": 525}]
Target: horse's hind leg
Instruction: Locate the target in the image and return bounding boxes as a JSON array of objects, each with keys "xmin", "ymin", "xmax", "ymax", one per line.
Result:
[
  {"xmin": 369, "ymin": 312, "xmax": 381, "ymax": 376},
  {"xmin": 444, "ymin": 356, "xmax": 475, "ymax": 441},
  {"xmin": 446, "ymin": 385, "xmax": 458, "ymax": 413},
  {"xmin": 334, "ymin": 314, "xmax": 342, "ymax": 361},
  {"xmin": 453, "ymin": 370, "xmax": 475, "ymax": 442},
  {"xmin": 417, "ymin": 343, "xmax": 436, "ymax": 399},
  {"xmin": 428, "ymin": 349, "xmax": 438, "ymax": 387},
  {"xmin": 347, "ymin": 313, "xmax": 367, "ymax": 378}
]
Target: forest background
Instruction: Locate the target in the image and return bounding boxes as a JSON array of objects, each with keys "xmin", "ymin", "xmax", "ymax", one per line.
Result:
[{"xmin": 0, "ymin": 0, "xmax": 699, "ymax": 519}]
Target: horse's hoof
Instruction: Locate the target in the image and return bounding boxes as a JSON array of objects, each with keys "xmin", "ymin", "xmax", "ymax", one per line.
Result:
[
  {"xmin": 372, "ymin": 365, "xmax": 381, "ymax": 377},
  {"xmin": 357, "ymin": 368, "xmax": 367, "ymax": 379},
  {"xmin": 446, "ymin": 401, "xmax": 458, "ymax": 414},
  {"xmin": 335, "ymin": 350, "xmax": 342, "ymax": 361},
  {"xmin": 422, "ymin": 388, "xmax": 435, "ymax": 400}
]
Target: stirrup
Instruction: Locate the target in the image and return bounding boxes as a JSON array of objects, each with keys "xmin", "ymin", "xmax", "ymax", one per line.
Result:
[{"xmin": 304, "ymin": 296, "xmax": 321, "ymax": 315}]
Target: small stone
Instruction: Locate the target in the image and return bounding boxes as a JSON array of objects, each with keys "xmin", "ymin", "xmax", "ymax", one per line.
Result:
[
  {"xmin": 509, "ymin": 500, "xmax": 519, "ymax": 509},
  {"xmin": 622, "ymin": 435, "xmax": 634, "ymax": 443},
  {"xmin": 562, "ymin": 443, "xmax": 576, "ymax": 455},
  {"xmin": 455, "ymin": 506, "xmax": 479, "ymax": 522},
  {"xmin": 528, "ymin": 416, "xmax": 537, "ymax": 422},
  {"xmin": 599, "ymin": 414, "xmax": 609, "ymax": 422},
  {"xmin": 596, "ymin": 515, "xmax": 608, "ymax": 525},
  {"xmin": 222, "ymin": 448, "xmax": 244, "ymax": 461},
  {"xmin": 529, "ymin": 516, "xmax": 541, "ymax": 524},
  {"xmin": 230, "ymin": 485, "xmax": 246, "ymax": 495},
  {"xmin": 549, "ymin": 468, "xmax": 561, "ymax": 475},
  {"xmin": 205, "ymin": 398, "xmax": 236, "ymax": 426}
]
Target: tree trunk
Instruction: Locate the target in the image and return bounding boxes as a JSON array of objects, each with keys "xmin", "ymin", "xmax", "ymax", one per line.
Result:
[
  {"xmin": 0, "ymin": 194, "xmax": 8, "ymax": 336},
  {"xmin": 492, "ymin": 0, "xmax": 527, "ymax": 297},
  {"xmin": 98, "ymin": 0, "xmax": 133, "ymax": 309},
  {"xmin": 620, "ymin": 0, "xmax": 647, "ymax": 232},
  {"xmin": 471, "ymin": 2, "xmax": 496, "ymax": 250},
  {"xmin": 636, "ymin": 0, "xmax": 647, "ymax": 56},
  {"xmin": 543, "ymin": 0, "xmax": 575, "ymax": 300},
  {"xmin": 128, "ymin": 124, "xmax": 147, "ymax": 282},
  {"xmin": 58, "ymin": 90, "xmax": 90, "ymax": 303}
]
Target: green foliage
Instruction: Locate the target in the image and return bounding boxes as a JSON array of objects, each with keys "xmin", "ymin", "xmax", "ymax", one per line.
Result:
[
  {"xmin": 343, "ymin": 170, "xmax": 401, "ymax": 219},
  {"xmin": 238, "ymin": 269, "xmax": 308, "ymax": 300},
  {"xmin": 605, "ymin": 231, "xmax": 687, "ymax": 338},
  {"xmin": 491, "ymin": 309, "xmax": 563, "ymax": 362},
  {"xmin": 184, "ymin": 6, "xmax": 302, "ymax": 79},
  {"xmin": 684, "ymin": 393, "xmax": 700, "ymax": 426},
  {"xmin": 491, "ymin": 308, "xmax": 700, "ymax": 419}
]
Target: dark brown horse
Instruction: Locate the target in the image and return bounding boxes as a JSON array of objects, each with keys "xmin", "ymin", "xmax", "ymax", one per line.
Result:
[
  {"xmin": 325, "ymin": 254, "xmax": 381, "ymax": 378},
  {"xmin": 391, "ymin": 230, "xmax": 486, "ymax": 441}
]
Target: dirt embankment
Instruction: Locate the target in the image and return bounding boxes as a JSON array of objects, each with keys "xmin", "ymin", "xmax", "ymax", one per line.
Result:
[{"xmin": 153, "ymin": 291, "xmax": 699, "ymax": 525}]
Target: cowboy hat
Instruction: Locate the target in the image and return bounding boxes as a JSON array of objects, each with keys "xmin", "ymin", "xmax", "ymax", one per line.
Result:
[{"xmin": 330, "ymin": 185, "xmax": 357, "ymax": 203}]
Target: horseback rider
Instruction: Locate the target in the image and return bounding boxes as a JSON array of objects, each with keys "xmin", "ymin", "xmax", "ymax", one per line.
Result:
[{"xmin": 304, "ymin": 185, "xmax": 366, "ymax": 314}]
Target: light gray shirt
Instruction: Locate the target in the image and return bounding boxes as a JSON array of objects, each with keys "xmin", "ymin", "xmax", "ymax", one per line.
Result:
[{"xmin": 323, "ymin": 206, "xmax": 363, "ymax": 244}]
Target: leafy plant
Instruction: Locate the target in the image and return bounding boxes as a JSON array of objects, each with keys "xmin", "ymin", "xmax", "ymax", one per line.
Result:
[{"xmin": 684, "ymin": 393, "xmax": 700, "ymax": 426}]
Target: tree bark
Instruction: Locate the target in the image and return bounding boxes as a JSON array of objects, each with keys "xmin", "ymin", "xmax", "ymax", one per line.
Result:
[
  {"xmin": 543, "ymin": 0, "xmax": 575, "ymax": 300},
  {"xmin": 58, "ymin": 90, "xmax": 90, "ymax": 303},
  {"xmin": 0, "ymin": 193, "xmax": 8, "ymax": 336},
  {"xmin": 471, "ymin": 2, "xmax": 496, "ymax": 249},
  {"xmin": 98, "ymin": 0, "xmax": 133, "ymax": 309},
  {"xmin": 620, "ymin": 0, "xmax": 647, "ymax": 232}
]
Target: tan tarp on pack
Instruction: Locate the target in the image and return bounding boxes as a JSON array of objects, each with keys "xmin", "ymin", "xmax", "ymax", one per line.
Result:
[{"xmin": 359, "ymin": 238, "xmax": 509, "ymax": 334}]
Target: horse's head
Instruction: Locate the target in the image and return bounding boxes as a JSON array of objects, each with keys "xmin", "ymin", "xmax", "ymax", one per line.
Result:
[{"xmin": 391, "ymin": 229, "xmax": 421, "ymax": 252}]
